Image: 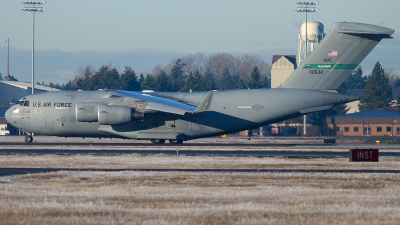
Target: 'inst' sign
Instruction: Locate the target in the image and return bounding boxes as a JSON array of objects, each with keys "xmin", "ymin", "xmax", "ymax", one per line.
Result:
[{"xmin": 349, "ymin": 149, "xmax": 379, "ymax": 162}]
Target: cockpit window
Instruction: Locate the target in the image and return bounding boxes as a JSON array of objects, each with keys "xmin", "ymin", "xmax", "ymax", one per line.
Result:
[{"xmin": 18, "ymin": 100, "xmax": 29, "ymax": 106}]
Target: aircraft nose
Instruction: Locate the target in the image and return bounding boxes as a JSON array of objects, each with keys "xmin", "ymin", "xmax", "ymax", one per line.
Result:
[{"xmin": 5, "ymin": 107, "xmax": 13, "ymax": 123}]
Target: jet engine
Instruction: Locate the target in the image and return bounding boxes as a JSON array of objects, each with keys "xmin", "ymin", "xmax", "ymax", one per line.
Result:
[{"xmin": 76, "ymin": 103, "xmax": 144, "ymax": 125}]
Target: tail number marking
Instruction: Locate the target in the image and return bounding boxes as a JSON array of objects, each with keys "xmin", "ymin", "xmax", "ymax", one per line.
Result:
[{"xmin": 309, "ymin": 70, "xmax": 323, "ymax": 74}]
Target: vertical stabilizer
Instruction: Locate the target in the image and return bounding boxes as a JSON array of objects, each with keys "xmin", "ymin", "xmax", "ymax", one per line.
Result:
[{"xmin": 280, "ymin": 22, "xmax": 394, "ymax": 90}]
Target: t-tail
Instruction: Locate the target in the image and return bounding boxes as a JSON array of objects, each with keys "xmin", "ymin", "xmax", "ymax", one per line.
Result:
[{"xmin": 280, "ymin": 22, "xmax": 395, "ymax": 90}]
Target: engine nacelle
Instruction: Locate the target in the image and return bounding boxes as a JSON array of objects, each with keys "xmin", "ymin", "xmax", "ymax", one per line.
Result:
[
  {"xmin": 76, "ymin": 102, "xmax": 102, "ymax": 122},
  {"xmin": 76, "ymin": 103, "xmax": 144, "ymax": 125},
  {"xmin": 98, "ymin": 105, "xmax": 131, "ymax": 125}
]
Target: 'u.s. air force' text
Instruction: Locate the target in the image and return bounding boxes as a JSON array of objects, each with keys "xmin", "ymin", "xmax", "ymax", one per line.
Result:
[{"xmin": 33, "ymin": 102, "xmax": 72, "ymax": 108}]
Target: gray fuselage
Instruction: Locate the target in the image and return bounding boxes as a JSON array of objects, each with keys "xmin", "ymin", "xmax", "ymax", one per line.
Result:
[{"xmin": 5, "ymin": 88, "xmax": 356, "ymax": 141}]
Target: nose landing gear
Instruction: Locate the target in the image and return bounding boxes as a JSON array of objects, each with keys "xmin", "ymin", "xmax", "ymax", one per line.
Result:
[{"xmin": 25, "ymin": 135, "xmax": 33, "ymax": 143}]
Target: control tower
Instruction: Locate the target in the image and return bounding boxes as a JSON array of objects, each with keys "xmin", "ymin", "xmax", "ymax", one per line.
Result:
[{"xmin": 297, "ymin": 20, "xmax": 325, "ymax": 66}]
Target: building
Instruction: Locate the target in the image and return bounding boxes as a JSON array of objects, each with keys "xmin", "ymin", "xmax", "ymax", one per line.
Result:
[
  {"xmin": 327, "ymin": 108, "xmax": 400, "ymax": 136},
  {"xmin": 0, "ymin": 107, "xmax": 9, "ymax": 135},
  {"xmin": 270, "ymin": 55, "xmax": 297, "ymax": 88},
  {"xmin": 0, "ymin": 81, "xmax": 60, "ymax": 106},
  {"xmin": 270, "ymin": 116, "xmax": 320, "ymax": 136},
  {"xmin": 344, "ymin": 89, "xmax": 400, "ymax": 113}
]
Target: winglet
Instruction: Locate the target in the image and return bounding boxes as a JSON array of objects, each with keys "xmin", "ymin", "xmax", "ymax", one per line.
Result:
[{"xmin": 191, "ymin": 90, "xmax": 214, "ymax": 113}]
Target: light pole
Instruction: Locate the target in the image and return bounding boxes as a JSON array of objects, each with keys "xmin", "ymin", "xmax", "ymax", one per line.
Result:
[
  {"xmin": 295, "ymin": 2, "xmax": 319, "ymax": 59},
  {"xmin": 21, "ymin": 1, "xmax": 46, "ymax": 94},
  {"xmin": 5, "ymin": 39, "xmax": 9, "ymax": 79},
  {"xmin": 295, "ymin": 1, "xmax": 319, "ymax": 136}
]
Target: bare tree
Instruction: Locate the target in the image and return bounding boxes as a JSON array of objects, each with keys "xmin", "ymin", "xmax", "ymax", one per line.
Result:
[
  {"xmin": 73, "ymin": 65, "xmax": 95, "ymax": 82},
  {"xmin": 181, "ymin": 53, "xmax": 208, "ymax": 75},
  {"xmin": 151, "ymin": 64, "xmax": 164, "ymax": 77},
  {"xmin": 234, "ymin": 54, "xmax": 270, "ymax": 83},
  {"xmin": 385, "ymin": 68, "xmax": 400, "ymax": 88},
  {"xmin": 206, "ymin": 53, "xmax": 236, "ymax": 79}
]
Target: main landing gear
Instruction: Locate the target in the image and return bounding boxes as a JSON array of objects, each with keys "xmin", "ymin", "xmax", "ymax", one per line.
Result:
[
  {"xmin": 169, "ymin": 139, "xmax": 183, "ymax": 144},
  {"xmin": 150, "ymin": 139, "xmax": 183, "ymax": 144},
  {"xmin": 151, "ymin": 139, "xmax": 165, "ymax": 144},
  {"xmin": 25, "ymin": 135, "xmax": 33, "ymax": 143}
]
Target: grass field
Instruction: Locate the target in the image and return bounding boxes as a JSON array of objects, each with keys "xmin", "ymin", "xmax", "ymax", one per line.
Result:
[{"xmin": 1, "ymin": 154, "xmax": 400, "ymax": 224}]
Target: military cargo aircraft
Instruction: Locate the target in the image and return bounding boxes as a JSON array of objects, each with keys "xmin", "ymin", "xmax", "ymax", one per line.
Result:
[{"xmin": 5, "ymin": 22, "xmax": 394, "ymax": 144}]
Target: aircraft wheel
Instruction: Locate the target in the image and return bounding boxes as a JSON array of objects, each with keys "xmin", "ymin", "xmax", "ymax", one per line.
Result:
[
  {"xmin": 169, "ymin": 139, "xmax": 183, "ymax": 144},
  {"xmin": 151, "ymin": 139, "xmax": 165, "ymax": 144},
  {"xmin": 25, "ymin": 135, "xmax": 33, "ymax": 143}
]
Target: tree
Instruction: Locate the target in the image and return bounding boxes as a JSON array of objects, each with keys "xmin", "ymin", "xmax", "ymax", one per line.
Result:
[
  {"xmin": 385, "ymin": 68, "xmax": 399, "ymax": 88},
  {"xmin": 138, "ymin": 73, "xmax": 145, "ymax": 89},
  {"xmin": 394, "ymin": 77, "xmax": 400, "ymax": 89},
  {"xmin": 359, "ymin": 62, "xmax": 392, "ymax": 111},
  {"xmin": 231, "ymin": 74, "xmax": 246, "ymax": 90},
  {"xmin": 203, "ymin": 70, "xmax": 217, "ymax": 91},
  {"xmin": 247, "ymin": 66, "xmax": 262, "ymax": 89},
  {"xmin": 181, "ymin": 70, "xmax": 206, "ymax": 92},
  {"xmin": 91, "ymin": 65, "xmax": 120, "ymax": 90},
  {"xmin": 120, "ymin": 67, "xmax": 140, "ymax": 91},
  {"xmin": 141, "ymin": 74, "xmax": 156, "ymax": 91},
  {"xmin": 48, "ymin": 81, "xmax": 61, "ymax": 90},
  {"xmin": 74, "ymin": 65, "xmax": 94, "ymax": 90},
  {"xmin": 218, "ymin": 68, "xmax": 233, "ymax": 90},
  {"xmin": 345, "ymin": 66, "xmax": 367, "ymax": 89},
  {"xmin": 207, "ymin": 53, "xmax": 236, "ymax": 80},
  {"xmin": 169, "ymin": 59, "xmax": 186, "ymax": 92},
  {"xmin": 61, "ymin": 81, "xmax": 76, "ymax": 90},
  {"xmin": 154, "ymin": 70, "xmax": 171, "ymax": 91}
]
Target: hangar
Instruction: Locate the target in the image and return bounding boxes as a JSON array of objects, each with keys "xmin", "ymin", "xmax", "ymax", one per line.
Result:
[
  {"xmin": 0, "ymin": 81, "xmax": 59, "ymax": 106},
  {"xmin": 0, "ymin": 81, "xmax": 60, "ymax": 135}
]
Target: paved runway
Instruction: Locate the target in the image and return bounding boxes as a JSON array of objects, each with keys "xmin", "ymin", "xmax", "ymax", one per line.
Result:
[
  {"xmin": 0, "ymin": 142, "xmax": 297, "ymax": 147},
  {"xmin": 1, "ymin": 149, "xmax": 400, "ymax": 157},
  {"xmin": 1, "ymin": 168, "xmax": 400, "ymax": 177},
  {"xmin": 2, "ymin": 137, "xmax": 399, "ymax": 177}
]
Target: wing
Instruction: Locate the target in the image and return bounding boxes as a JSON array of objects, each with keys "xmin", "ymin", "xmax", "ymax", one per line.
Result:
[{"xmin": 112, "ymin": 90, "xmax": 214, "ymax": 115}]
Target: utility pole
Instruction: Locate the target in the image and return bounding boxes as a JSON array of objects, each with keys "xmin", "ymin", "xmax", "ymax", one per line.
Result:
[{"xmin": 21, "ymin": 1, "xmax": 46, "ymax": 94}]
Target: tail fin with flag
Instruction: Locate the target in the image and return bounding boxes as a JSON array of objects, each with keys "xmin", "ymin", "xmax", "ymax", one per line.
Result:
[{"xmin": 280, "ymin": 22, "xmax": 394, "ymax": 90}]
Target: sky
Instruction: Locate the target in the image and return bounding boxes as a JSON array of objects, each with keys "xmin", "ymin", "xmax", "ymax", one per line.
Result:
[{"xmin": 0, "ymin": 0, "xmax": 399, "ymax": 84}]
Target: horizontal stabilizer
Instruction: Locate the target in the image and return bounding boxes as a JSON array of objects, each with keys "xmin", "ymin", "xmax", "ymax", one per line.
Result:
[{"xmin": 299, "ymin": 105, "xmax": 333, "ymax": 114}]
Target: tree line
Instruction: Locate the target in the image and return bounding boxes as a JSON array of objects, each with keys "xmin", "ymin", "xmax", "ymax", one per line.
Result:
[{"xmin": 34, "ymin": 53, "xmax": 270, "ymax": 92}]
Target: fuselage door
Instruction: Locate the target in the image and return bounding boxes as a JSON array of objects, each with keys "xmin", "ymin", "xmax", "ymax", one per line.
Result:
[{"xmin": 45, "ymin": 117, "xmax": 54, "ymax": 130}]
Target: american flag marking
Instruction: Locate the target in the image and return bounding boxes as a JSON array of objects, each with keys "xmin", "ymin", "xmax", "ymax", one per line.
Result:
[{"xmin": 328, "ymin": 50, "xmax": 338, "ymax": 57}]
